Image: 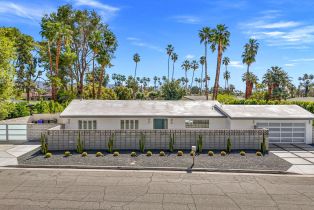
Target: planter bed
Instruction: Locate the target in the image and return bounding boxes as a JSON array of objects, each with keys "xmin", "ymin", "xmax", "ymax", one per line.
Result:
[{"xmin": 18, "ymin": 150, "xmax": 291, "ymax": 171}]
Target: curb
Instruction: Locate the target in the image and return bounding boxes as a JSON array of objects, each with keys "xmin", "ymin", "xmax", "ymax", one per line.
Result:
[{"xmin": 6, "ymin": 164, "xmax": 297, "ymax": 175}]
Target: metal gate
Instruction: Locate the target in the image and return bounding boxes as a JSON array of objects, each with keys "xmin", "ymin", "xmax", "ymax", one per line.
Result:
[{"xmin": 0, "ymin": 124, "xmax": 27, "ymax": 141}]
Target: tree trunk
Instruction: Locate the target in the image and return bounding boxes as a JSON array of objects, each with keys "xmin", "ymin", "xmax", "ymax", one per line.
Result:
[
  {"xmin": 200, "ymin": 65, "xmax": 204, "ymax": 95},
  {"xmin": 97, "ymin": 64, "xmax": 105, "ymax": 98},
  {"xmin": 47, "ymin": 42, "xmax": 56, "ymax": 101},
  {"xmin": 204, "ymin": 44, "xmax": 209, "ymax": 100},
  {"xmin": 134, "ymin": 62, "xmax": 137, "ymax": 78},
  {"xmin": 92, "ymin": 54, "xmax": 96, "ymax": 99},
  {"xmin": 190, "ymin": 70, "xmax": 195, "ymax": 87},
  {"xmin": 26, "ymin": 87, "xmax": 30, "ymax": 102},
  {"xmin": 212, "ymin": 40, "xmax": 223, "ymax": 100},
  {"xmin": 167, "ymin": 56, "xmax": 170, "ymax": 80},
  {"xmin": 172, "ymin": 61, "xmax": 175, "ymax": 80},
  {"xmin": 185, "ymin": 70, "xmax": 188, "ymax": 90},
  {"xmin": 244, "ymin": 65, "xmax": 250, "ymax": 99}
]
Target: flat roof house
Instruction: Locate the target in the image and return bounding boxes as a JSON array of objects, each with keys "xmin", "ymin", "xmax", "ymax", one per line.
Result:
[{"xmin": 60, "ymin": 100, "xmax": 314, "ymax": 144}]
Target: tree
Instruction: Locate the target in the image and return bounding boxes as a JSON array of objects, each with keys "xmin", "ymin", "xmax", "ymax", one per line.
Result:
[
  {"xmin": 211, "ymin": 24, "xmax": 230, "ymax": 100},
  {"xmin": 166, "ymin": 44, "xmax": 174, "ymax": 80},
  {"xmin": 171, "ymin": 52, "xmax": 178, "ymax": 80},
  {"xmin": 133, "ymin": 53, "xmax": 140, "ymax": 78},
  {"xmin": 222, "ymin": 57, "xmax": 230, "ymax": 90},
  {"xmin": 298, "ymin": 74, "xmax": 314, "ymax": 97},
  {"xmin": 161, "ymin": 80, "xmax": 186, "ymax": 100},
  {"xmin": 190, "ymin": 60, "xmax": 199, "ymax": 88},
  {"xmin": 199, "ymin": 27, "xmax": 212, "ymax": 100},
  {"xmin": 199, "ymin": 56, "xmax": 205, "ymax": 94},
  {"xmin": 242, "ymin": 39, "xmax": 259, "ymax": 99},
  {"xmin": 181, "ymin": 60, "xmax": 190, "ymax": 90},
  {"xmin": 114, "ymin": 86, "xmax": 133, "ymax": 100},
  {"xmin": 242, "ymin": 72, "xmax": 258, "ymax": 98}
]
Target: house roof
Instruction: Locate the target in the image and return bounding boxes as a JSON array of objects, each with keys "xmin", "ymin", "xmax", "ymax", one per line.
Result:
[
  {"xmin": 0, "ymin": 116, "xmax": 31, "ymax": 124},
  {"xmin": 215, "ymin": 105, "xmax": 314, "ymax": 120},
  {"xmin": 60, "ymin": 100, "xmax": 225, "ymax": 118}
]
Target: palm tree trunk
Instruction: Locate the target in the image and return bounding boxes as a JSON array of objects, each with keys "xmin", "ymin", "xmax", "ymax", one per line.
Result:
[
  {"xmin": 97, "ymin": 64, "xmax": 105, "ymax": 98},
  {"xmin": 172, "ymin": 62, "xmax": 175, "ymax": 80},
  {"xmin": 134, "ymin": 62, "xmax": 137, "ymax": 78},
  {"xmin": 204, "ymin": 44, "xmax": 208, "ymax": 100},
  {"xmin": 185, "ymin": 70, "xmax": 188, "ymax": 90},
  {"xmin": 213, "ymin": 41, "xmax": 223, "ymax": 100},
  {"xmin": 167, "ymin": 56, "xmax": 170, "ymax": 80},
  {"xmin": 245, "ymin": 64, "xmax": 250, "ymax": 99},
  {"xmin": 92, "ymin": 54, "xmax": 96, "ymax": 99},
  {"xmin": 200, "ymin": 64, "xmax": 204, "ymax": 95},
  {"xmin": 190, "ymin": 70, "xmax": 195, "ymax": 87}
]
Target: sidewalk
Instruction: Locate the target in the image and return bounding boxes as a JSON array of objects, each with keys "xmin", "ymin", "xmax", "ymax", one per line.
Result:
[{"xmin": 0, "ymin": 144, "xmax": 40, "ymax": 166}]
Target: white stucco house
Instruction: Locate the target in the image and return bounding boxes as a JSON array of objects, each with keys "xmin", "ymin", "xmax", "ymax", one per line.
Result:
[{"xmin": 60, "ymin": 100, "xmax": 314, "ymax": 144}]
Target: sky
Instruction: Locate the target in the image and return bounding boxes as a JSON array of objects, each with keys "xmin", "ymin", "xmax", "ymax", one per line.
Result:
[{"xmin": 1, "ymin": 0, "xmax": 314, "ymax": 90}]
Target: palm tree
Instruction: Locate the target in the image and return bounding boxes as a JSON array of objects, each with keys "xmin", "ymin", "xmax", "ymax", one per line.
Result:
[
  {"xmin": 199, "ymin": 27, "xmax": 212, "ymax": 100},
  {"xmin": 242, "ymin": 39, "xmax": 259, "ymax": 99},
  {"xmin": 242, "ymin": 72, "xmax": 258, "ymax": 98},
  {"xmin": 190, "ymin": 60, "xmax": 199, "ymax": 87},
  {"xmin": 181, "ymin": 60, "xmax": 190, "ymax": 90},
  {"xmin": 222, "ymin": 57, "xmax": 230, "ymax": 90},
  {"xmin": 211, "ymin": 24, "xmax": 230, "ymax": 100},
  {"xmin": 133, "ymin": 53, "xmax": 140, "ymax": 78},
  {"xmin": 298, "ymin": 73, "xmax": 314, "ymax": 97},
  {"xmin": 199, "ymin": 56, "xmax": 205, "ymax": 94},
  {"xmin": 166, "ymin": 44, "xmax": 174, "ymax": 80},
  {"xmin": 171, "ymin": 53, "xmax": 178, "ymax": 80}
]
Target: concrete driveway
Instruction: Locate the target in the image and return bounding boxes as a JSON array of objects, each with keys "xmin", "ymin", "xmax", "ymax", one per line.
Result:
[
  {"xmin": 0, "ymin": 144, "xmax": 39, "ymax": 166},
  {"xmin": 270, "ymin": 144, "xmax": 314, "ymax": 175}
]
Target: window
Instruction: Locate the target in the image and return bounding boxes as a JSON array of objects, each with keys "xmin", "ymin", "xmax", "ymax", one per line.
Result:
[
  {"xmin": 153, "ymin": 119, "xmax": 168, "ymax": 129},
  {"xmin": 78, "ymin": 120, "xmax": 97, "ymax": 130},
  {"xmin": 120, "ymin": 120, "xmax": 139, "ymax": 130},
  {"xmin": 185, "ymin": 120, "xmax": 209, "ymax": 128}
]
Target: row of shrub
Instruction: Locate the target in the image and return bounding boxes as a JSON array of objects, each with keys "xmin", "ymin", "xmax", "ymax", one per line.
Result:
[{"xmin": 44, "ymin": 150, "xmax": 263, "ymax": 158}]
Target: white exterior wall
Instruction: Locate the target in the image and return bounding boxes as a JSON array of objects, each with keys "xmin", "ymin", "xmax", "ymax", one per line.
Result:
[{"xmin": 64, "ymin": 117, "xmax": 228, "ymax": 130}]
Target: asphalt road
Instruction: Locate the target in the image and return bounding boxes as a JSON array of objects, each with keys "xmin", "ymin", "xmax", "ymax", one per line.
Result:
[{"xmin": 0, "ymin": 168, "xmax": 314, "ymax": 209}]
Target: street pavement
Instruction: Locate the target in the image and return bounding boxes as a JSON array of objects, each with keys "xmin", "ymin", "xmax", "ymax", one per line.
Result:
[{"xmin": 0, "ymin": 168, "xmax": 314, "ymax": 209}]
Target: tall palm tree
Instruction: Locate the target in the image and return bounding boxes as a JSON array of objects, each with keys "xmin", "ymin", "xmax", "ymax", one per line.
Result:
[
  {"xmin": 181, "ymin": 60, "xmax": 190, "ymax": 90},
  {"xmin": 171, "ymin": 53, "xmax": 178, "ymax": 80},
  {"xmin": 211, "ymin": 24, "xmax": 230, "ymax": 100},
  {"xmin": 199, "ymin": 27, "xmax": 212, "ymax": 100},
  {"xmin": 242, "ymin": 72, "xmax": 258, "ymax": 99},
  {"xmin": 190, "ymin": 60, "xmax": 199, "ymax": 87},
  {"xmin": 222, "ymin": 57, "xmax": 230, "ymax": 90},
  {"xmin": 242, "ymin": 39, "xmax": 259, "ymax": 99},
  {"xmin": 133, "ymin": 53, "xmax": 140, "ymax": 78},
  {"xmin": 166, "ymin": 44, "xmax": 174, "ymax": 80},
  {"xmin": 199, "ymin": 56, "xmax": 205, "ymax": 94}
]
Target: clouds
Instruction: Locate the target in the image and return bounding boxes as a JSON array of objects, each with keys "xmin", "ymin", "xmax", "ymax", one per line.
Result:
[
  {"xmin": 185, "ymin": 54, "xmax": 195, "ymax": 60},
  {"xmin": 171, "ymin": 15, "xmax": 201, "ymax": 24},
  {"xmin": 127, "ymin": 37, "xmax": 163, "ymax": 52},
  {"xmin": 242, "ymin": 10, "xmax": 314, "ymax": 49},
  {"xmin": 229, "ymin": 61, "xmax": 244, "ymax": 68}
]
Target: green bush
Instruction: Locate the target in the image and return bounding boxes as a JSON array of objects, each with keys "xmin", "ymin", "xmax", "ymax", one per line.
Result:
[
  {"xmin": 190, "ymin": 151, "xmax": 195, "ymax": 156},
  {"xmin": 226, "ymin": 137, "xmax": 232, "ymax": 153},
  {"xmin": 261, "ymin": 133, "xmax": 267, "ymax": 155},
  {"xmin": 108, "ymin": 134, "xmax": 114, "ymax": 153},
  {"xmin": 131, "ymin": 151, "xmax": 137, "ymax": 157},
  {"xmin": 169, "ymin": 133, "xmax": 175, "ymax": 152},
  {"xmin": 45, "ymin": 152, "xmax": 52, "ymax": 158},
  {"xmin": 177, "ymin": 151, "xmax": 183, "ymax": 156},
  {"xmin": 208, "ymin": 151, "xmax": 214, "ymax": 156},
  {"xmin": 146, "ymin": 151, "xmax": 152, "ymax": 156},
  {"xmin": 76, "ymin": 132, "xmax": 84, "ymax": 154},
  {"xmin": 256, "ymin": 151, "xmax": 262, "ymax": 156},
  {"xmin": 96, "ymin": 152, "xmax": 104, "ymax": 157},
  {"xmin": 240, "ymin": 151, "xmax": 246, "ymax": 156},
  {"xmin": 81, "ymin": 152, "xmax": 88, "ymax": 157},
  {"xmin": 113, "ymin": 151, "xmax": 119, "ymax": 156},
  {"xmin": 139, "ymin": 133, "xmax": 146, "ymax": 153},
  {"xmin": 64, "ymin": 151, "xmax": 71, "ymax": 157},
  {"xmin": 40, "ymin": 133, "xmax": 48, "ymax": 154},
  {"xmin": 159, "ymin": 151, "xmax": 165, "ymax": 156},
  {"xmin": 220, "ymin": 151, "xmax": 226, "ymax": 156},
  {"xmin": 197, "ymin": 135, "xmax": 203, "ymax": 153}
]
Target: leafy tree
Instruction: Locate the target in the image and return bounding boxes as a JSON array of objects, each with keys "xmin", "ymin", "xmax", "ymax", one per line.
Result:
[
  {"xmin": 161, "ymin": 80, "xmax": 186, "ymax": 100},
  {"xmin": 114, "ymin": 86, "xmax": 133, "ymax": 100},
  {"xmin": 211, "ymin": 24, "xmax": 230, "ymax": 100},
  {"xmin": 133, "ymin": 53, "xmax": 140, "ymax": 78},
  {"xmin": 199, "ymin": 27, "xmax": 211, "ymax": 100},
  {"xmin": 242, "ymin": 39, "xmax": 259, "ymax": 99},
  {"xmin": 242, "ymin": 72, "xmax": 258, "ymax": 98},
  {"xmin": 181, "ymin": 60, "xmax": 190, "ymax": 90},
  {"xmin": 171, "ymin": 52, "xmax": 178, "ymax": 80},
  {"xmin": 190, "ymin": 60, "xmax": 199, "ymax": 87},
  {"xmin": 298, "ymin": 74, "xmax": 314, "ymax": 97},
  {"xmin": 166, "ymin": 44, "xmax": 174, "ymax": 80},
  {"xmin": 222, "ymin": 57, "xmax": 230, "ymax": 90}
]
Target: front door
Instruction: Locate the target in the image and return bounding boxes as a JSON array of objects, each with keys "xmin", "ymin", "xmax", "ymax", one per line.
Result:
[{"xmin": 153, "ymin": 119, "xmax": 168, "ymax": 129}]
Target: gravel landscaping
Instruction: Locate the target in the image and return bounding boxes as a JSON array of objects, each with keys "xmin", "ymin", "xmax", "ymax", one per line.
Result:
[{"xmin": 18, "ymin": 149, "xmax": 292, "ymax": 171}]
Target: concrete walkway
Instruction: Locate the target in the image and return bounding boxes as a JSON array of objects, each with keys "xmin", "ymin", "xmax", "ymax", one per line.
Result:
[
  {"xmin": 270, "ymin": 144, "xmax": 314, "ymax": 175},
  {"xmin": 0, "ymin": 144, "xmax": 39, "ymax": 166}
]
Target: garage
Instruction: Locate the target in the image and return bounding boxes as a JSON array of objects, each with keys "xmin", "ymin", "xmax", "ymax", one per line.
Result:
[{"xmin": 256, "ymin": 122, "xmax": 305, "ymax": 143}]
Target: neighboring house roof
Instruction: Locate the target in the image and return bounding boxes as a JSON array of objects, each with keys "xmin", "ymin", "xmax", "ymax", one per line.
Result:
[
  {"xmin": 60, "ymin": 100, "xmax": 225, "ymax": 118},
  {"xmin": 215, "ymin": 105, "xmax": 314, "ymax": 120},
  {"xmin": 0, "ymin": 116, "xmax": 31, "ymax": 124},
  {"xmin": 287, "ymin": 97, "xmax": 314, "ymax": 102}
]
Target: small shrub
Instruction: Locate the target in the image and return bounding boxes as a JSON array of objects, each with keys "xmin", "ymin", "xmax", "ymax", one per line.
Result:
[
  {"xmin": 81, "ymin": 152, "xmax": 88, "ymax": 157},
  {"xmin": 146, "ymin": 151, "xmax": 152, "ymax": 156},
  {"xmin": 208, "ymin": 151, "xmax": 214, "ymax": 156},
  {"xmin": 177, "ymin": 151, "xmax": 183, "ymax": 156},
  {"xmin": 139, "ymin": 133, "xmax": 146, "ymax": 153},
  {"xmin": 261, "ymin": 133, "xmax": 267, "ymax": 155},
  {"xmin": 108, "ymin": 134, "xmax": 115, "ymax": 153},
  {"xmin": 226, "ymin": 137, "xmax": 232, "ymax": 153},
  {"xmin": 220, "ymin": 151, "xmax": 226, "ymax": 156},
  {"xmin": 76, "ymin": 132, "xmax": 84, "ymax": 154},
  {"xmin": 256, "ymin": 151, "xmax": 262, "ymax": 156},
  {"xmin": 40, "ymin": 133, "xmax": 48, "ymax": 154},
  {"xmin": 240, "ymin": 151, "xmax": 246, "ymax": 156},
  {"xmin": 169, "ymin": 133, "xmax": 175, "ymax": 152},
  {"xmin": 197, "ymin": 135, "xmax": 203, "ymax": 153},
  {"xmin": 96, "ymin": 152, "xmax": 104, "ymax": 157},
  {"xmin": 64, "ymin": 151, "xmax": 71, "ymax": 157},
  {"xmin": 113, "ymin": 151, "xmax": 119, "ymax": 156},
  {"xmin": 159, "ymin": 151, "xmax": 165, "ymax": 156},
  {"xmin": 45, "ymin": 152, "xmax": 52, "ymax": 158},
  {"xmin": 131, "ymin": 151, "xmax": 137, "ymax": 157},
  {"xmin": 190, "ymin": 151, "xmax": 195, "ymax": 156}
]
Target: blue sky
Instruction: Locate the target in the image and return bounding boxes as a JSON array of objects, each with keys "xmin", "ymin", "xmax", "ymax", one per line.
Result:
[{"xmin": 1, "ymin": 0, "xmax": 314, "ymax": 90}]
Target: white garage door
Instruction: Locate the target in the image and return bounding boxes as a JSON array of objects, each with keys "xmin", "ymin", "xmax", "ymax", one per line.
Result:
[{"xmin": 256, "ymin": 122, "xmax": 305, "ymax": 143}]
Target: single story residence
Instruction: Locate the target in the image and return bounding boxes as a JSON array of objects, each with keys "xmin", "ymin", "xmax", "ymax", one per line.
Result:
[{"xmin": 59, "ymin": 100, "xmax": 314, "ymax": 144}]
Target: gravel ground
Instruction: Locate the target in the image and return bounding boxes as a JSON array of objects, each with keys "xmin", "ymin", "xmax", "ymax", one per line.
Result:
[{"xmin": 18, "ymin": 149, "xmax": 292, "ymax": 171}]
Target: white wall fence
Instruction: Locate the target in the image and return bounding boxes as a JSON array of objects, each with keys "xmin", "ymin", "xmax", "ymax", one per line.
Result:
[{"xmin": 46, "ymin": 129, "xmax": 269, "ymax": 151}]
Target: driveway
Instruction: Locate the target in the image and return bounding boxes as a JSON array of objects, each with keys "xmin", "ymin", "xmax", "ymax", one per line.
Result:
[
  {"xmin": 0, "ymin": 144, "xmax": 39, "ymax": 166},
  {"xmin": 270, "ymin": 144, "xmax": 314, "ymax": 175}
]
